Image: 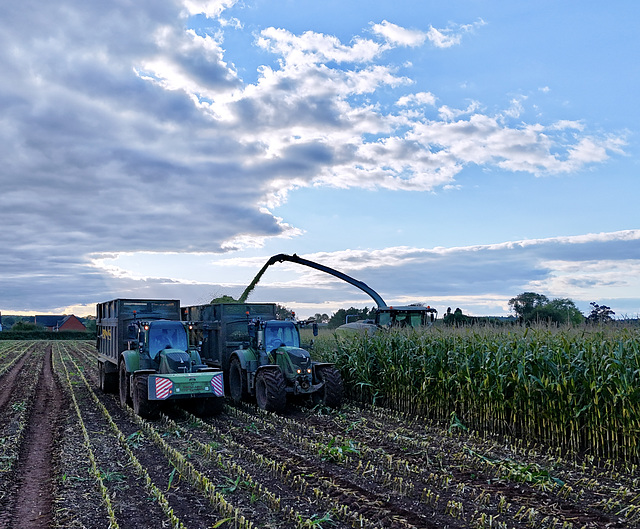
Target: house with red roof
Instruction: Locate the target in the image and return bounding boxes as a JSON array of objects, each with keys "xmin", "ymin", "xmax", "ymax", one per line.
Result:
[{"xmin": 34, "ymin": 315, "xmax": 86, "ymax": 331}]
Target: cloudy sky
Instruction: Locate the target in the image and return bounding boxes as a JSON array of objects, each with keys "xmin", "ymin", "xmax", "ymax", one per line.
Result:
[{"xmin": 1, "ymin": 0, "xmax": 638, "ymax": 319}]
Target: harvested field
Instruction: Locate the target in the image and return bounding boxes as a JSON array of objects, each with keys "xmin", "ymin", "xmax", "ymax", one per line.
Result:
[{"xmin": 0, "ymin": 340, "xmax": 638, "ymax": 529}]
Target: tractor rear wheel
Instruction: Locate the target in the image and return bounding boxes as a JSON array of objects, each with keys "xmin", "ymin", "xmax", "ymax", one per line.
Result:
[
  {"xmin": 132, "ymin": 375, "xmax": 159, "ymax": 419},
  {"xmin": 229, "ymin": 357, "xmax": 249, "ymax": 403},
  {"xmin": 255, "ymin": 368, "xmax": 286, "ymax": 413},
  {"xmin": 314, "ymin": 366, "xmax": 344, "ymax": 409},
  {"xmin": 118, "ymin": 361, "xmax": 132, "ymax": 407}
]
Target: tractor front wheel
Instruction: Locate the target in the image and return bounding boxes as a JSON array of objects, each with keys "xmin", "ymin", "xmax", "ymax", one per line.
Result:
[
  {"xmin": 132, "ymin": 375, "xmax": 159, "ymax": 419},
  {"xmin": 314, "ymin": 366, "xmax": 344, "ymax": 409},
  {"xmin": 229, "ymin": 357, "xmax": 249, "ymax": 403},
  {"xmin": 255, "ymin": 368, "xmax": 286, "ymax": 413},
  {"xmin": 118, "ymin": 361, "xmax": 132, "ymax": 407}
]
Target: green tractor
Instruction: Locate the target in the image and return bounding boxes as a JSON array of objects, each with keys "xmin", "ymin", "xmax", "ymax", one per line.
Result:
[
  {"xmin": 228, "ymin": 318, "xmax": 343, "ymax": 413},
  {"xmin": 96, "ymin": 299, "xmax": 225, "ymax": 420},
  {"xmin": 118, "ymin": 319, "xmax": 225, "ymax": 419}
]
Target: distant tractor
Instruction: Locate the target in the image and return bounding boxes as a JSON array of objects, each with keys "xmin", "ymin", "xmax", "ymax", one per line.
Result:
[
  {"xmin": 183, "ymin": 303, "xmax": 343, "ymax": 413},
  {"xmin": 96, "ymin": 299, "xmax": 225, "ymax": 418}
]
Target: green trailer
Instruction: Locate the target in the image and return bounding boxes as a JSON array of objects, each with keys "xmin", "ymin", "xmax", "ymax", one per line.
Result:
[{"xmin": 96, "ymin": 299, "xmax": 224, "ymax": 418}]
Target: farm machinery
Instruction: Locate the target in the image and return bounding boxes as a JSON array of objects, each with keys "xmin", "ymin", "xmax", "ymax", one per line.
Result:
[
  {"xmin": 182, "ymin": 303, "xmax": 343, "ymax": 413},
  {"xmin": 96, "ymin": 299, "xmax": 225, "ymax": 419},
  {"xmin": 239, "ymin": 253, "xmax": 437, "ymax": 329}
]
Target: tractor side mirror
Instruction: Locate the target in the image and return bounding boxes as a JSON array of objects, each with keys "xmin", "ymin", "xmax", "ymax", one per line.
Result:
[
  {"xmin": 127, "ymin": 324, "xmax": 137, "ymax": 339},
  {"xmin": 313, "ymin": 322, "xmax": 318, "ymax": 337}
]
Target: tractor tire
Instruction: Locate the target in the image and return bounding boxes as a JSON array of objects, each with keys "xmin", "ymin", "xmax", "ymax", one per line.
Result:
[
  {"xmin": 132, "ymin": 375, "xmax": 159, "ymax": 419},
  {"xmin": 255, "ymin": 368, "xmax": 286, "ymax": 413},
  {"xmin": 99, "ymin": 361, "xmax": 117, "ymax": 394},
  {"xmin": 118, "ymin": 361, "xmax": 132, "ymax": 408},
  {"xmin": 188, "ymin": 397, "xmax": 224, "ymax": 418},
  {"xmin": 229, "ymin": 357, "xmax": 249, "ymax": 403},
  {"xmin": 314, "ymin": 366, "xmax": 344, "ymax": 409}
]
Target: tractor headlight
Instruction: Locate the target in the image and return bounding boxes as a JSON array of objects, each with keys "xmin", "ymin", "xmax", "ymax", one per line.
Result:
[
  {"xmin": 296, "ymin": 368, "xmax": 302, "ymax": 374},
  {"xmin": 307, "ymin": 368, "xmax": 312, "ymax": 374}
]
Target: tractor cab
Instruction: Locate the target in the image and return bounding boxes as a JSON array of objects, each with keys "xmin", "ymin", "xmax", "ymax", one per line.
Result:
[
  {"xmin": 129, "ymin": 319, "xmax": 202, "ymax": 374},
  {"xmin": 263, "ymin": 320, "xmax": 300, "ymax": 352}
]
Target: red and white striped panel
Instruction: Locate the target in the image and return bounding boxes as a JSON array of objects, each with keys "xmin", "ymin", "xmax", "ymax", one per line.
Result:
[
  {"xmin": 210, "ymin": 373, "xmax": 224, "ymax": 397},
  {"xmin": 155, "ymin": 377, "xmax": 173, "ymax": 400}
]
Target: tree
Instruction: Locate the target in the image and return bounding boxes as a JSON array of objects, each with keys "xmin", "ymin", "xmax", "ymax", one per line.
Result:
[
  {"xmin": 508, "ymin": 292, "xmax": 549, "ymax": 321},
  {"xmin": 443, "ymin": 307, "xmax": 474, "ymax": 327},
  {"xmin": 83, "ymin": 318, "xmax": 97, "ymax": 334},
  {"xmin": 530, "ymin": 298, "xmax": 584, "ymax": 325},
  {"xmin": 10, "ymin": 321, "xmax": 40, "ymax": 332},
  {"xmin": 312, "ymin": 313, "xmax": 330, "ymax": 324},
  {"xmin": 276, "ymin": 304, "xmax": 294, "ymax": 320},
  {"xmin": 586, "ymin": 302, "xmax": 615, "ymax": 323},
  {"xmin": 509, "ymin": 292, "xmax": 585, "ymax": 325}
]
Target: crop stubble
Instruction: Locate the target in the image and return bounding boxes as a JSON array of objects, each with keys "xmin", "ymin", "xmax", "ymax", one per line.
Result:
[{"xmin": 0, "ymin": 340, "xmax": 638, "ymax": 529}]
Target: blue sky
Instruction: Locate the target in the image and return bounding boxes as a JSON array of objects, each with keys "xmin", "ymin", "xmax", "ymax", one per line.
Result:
[{"xmin": 0, "ymin": 0, "xmax": 638, "ymax": 319}]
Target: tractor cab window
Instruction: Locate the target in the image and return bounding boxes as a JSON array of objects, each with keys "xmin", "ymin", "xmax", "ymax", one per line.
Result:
[
  {"xmin": 149, "ymin": 323, "xmax": 187, "ymax": 359},
  {"xmin": 264, "ymin": 322, "xmax": 300, "ymax": 351},
  {"xmin": 377, "ymin": 311, "xmax": 391, "ymax": 327}
]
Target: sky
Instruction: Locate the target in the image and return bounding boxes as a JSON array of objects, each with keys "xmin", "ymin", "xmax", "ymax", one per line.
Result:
[{"xmin": 1, "ymin": 0, "xmax": 639, "ymax": 320}]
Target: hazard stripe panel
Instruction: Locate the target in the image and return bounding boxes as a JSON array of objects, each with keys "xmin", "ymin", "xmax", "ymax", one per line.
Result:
[
  {"xmin": 155, "ymin": 377, "xmax": 173, "ymax": 400},
  {"xmin": 211, "ymin": 373, "xmax": 224, "ymax": 397}
]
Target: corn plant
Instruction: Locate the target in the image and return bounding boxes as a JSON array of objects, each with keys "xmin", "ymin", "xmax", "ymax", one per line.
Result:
[{"xmin": 322, "ymin": 325, "xmax": 640, "ymax": 462}]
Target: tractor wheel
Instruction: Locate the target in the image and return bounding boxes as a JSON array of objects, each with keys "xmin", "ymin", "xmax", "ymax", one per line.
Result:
[
  {"xmin": 314, "ymin": 366, "xmax": 344, "ymax": 409},
  {"xmin": 229, "ymin": 357, "xmax": 249, "ymax": 403},
  {"xmin": 99, "ymin": 362, "xmax": 117, "ymax": 394},
  {"xmin": 132, "ymin": 375, "xmax": 159, "ymax": 419},
  {"xmin": 255, "ymin": 368, "xmax": 286, "ymax": 413},
  {"xmin": 188, "ymin": 397, "xmax": 224, "ymax": 418},
  {"xmin": 118, "ymin": 361, "xmax": 132, "ymax": 408}
]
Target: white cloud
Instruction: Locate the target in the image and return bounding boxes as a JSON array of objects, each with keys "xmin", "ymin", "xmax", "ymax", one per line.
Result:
[
  {"xmin": 181, "ymin": 0, "xmax": 239, "ymax": 18},
  {"xmin": 372, "ymin": 18, "xmax": 485, "ymax": 49},
  {"xmin": 256, "ymin": 27, "xmax": 385, "ymax": 65},
  {"xmin": 371, "ymin": 20, "xmax": 427, "ymax": 47},
  {"xmin": 426, "ymin": 19, "xmax": 486, "ymax": 48},
  {"xmin": 396, "ymin": 91, "xmax": 437, "ymax": 107},
  {"xmin": 167, "ymin": 230, "xmax": 640, "ymax": 317}
]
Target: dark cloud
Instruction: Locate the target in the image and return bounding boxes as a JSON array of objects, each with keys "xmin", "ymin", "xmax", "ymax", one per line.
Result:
[{"xmin": 0, "ymin": 1, "xmax": 631, "ymax": 315}]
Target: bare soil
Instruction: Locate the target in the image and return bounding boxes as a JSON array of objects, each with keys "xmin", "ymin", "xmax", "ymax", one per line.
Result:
[
  {"xmin": 0, "ymin": 345, "xmax": 68, "ymax": 529},
  {"xmin": 1, "ymin": 341, "xmax": 638, "ymax": 529}
]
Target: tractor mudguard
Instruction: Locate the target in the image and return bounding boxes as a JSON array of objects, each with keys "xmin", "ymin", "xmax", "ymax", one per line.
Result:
[
  {"xmin": 120, "ymin": 350, "xmax": 141, "ymax": 373},
  {"xmin": 312, "ymin": 361, "xmax": 335, "ymax": 369},
  {"xmin": 232, "ymin": 349, "xmax": 257, "ymax": 371},
  {"xmin": 255, "ymin": 364, "xmax": 282, "ymax": 376}
]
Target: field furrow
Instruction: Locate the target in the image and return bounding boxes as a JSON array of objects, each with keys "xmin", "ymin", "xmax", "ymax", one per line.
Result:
[{"xmin": 0, "ymin": 340, "xmax": 637, "ymax": 529}]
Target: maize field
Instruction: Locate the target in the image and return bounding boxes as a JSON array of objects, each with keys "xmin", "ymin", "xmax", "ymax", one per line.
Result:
[
  {"xmin": 317, "ymin": 325, "xmax": 640, "ymax": 465},
  {"xmin": 0, "ymin": 337, "xmax": 638, "ymax": 529}
]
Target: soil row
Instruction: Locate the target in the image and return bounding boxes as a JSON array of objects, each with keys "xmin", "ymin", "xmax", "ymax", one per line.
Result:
[{"xmin": 0, "ymin": 341, "xmax": 638, "ymax": 529}]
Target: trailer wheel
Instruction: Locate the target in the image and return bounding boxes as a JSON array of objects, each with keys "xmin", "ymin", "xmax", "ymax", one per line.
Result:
[
  {"xmin": 118, "ymin": 361, "xmax": 132, "ymax": 407},
  {"xmin": 132, "ymin": 375, "xmax": 159, "ymax": 419},
  {"xmin": 229, "ymin": 357, "xmax": 249, "ymax": 403},
  {"xmin": 99, "ymin": 362, "xmax": 117, "ymax": 394},
  {"xmin": 255, "ymin": 368, "xmax": 286, "ymax": 413},
  {"xmin": 313, "ymin": 366, "xmax": 344, "ymax": 409}
]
